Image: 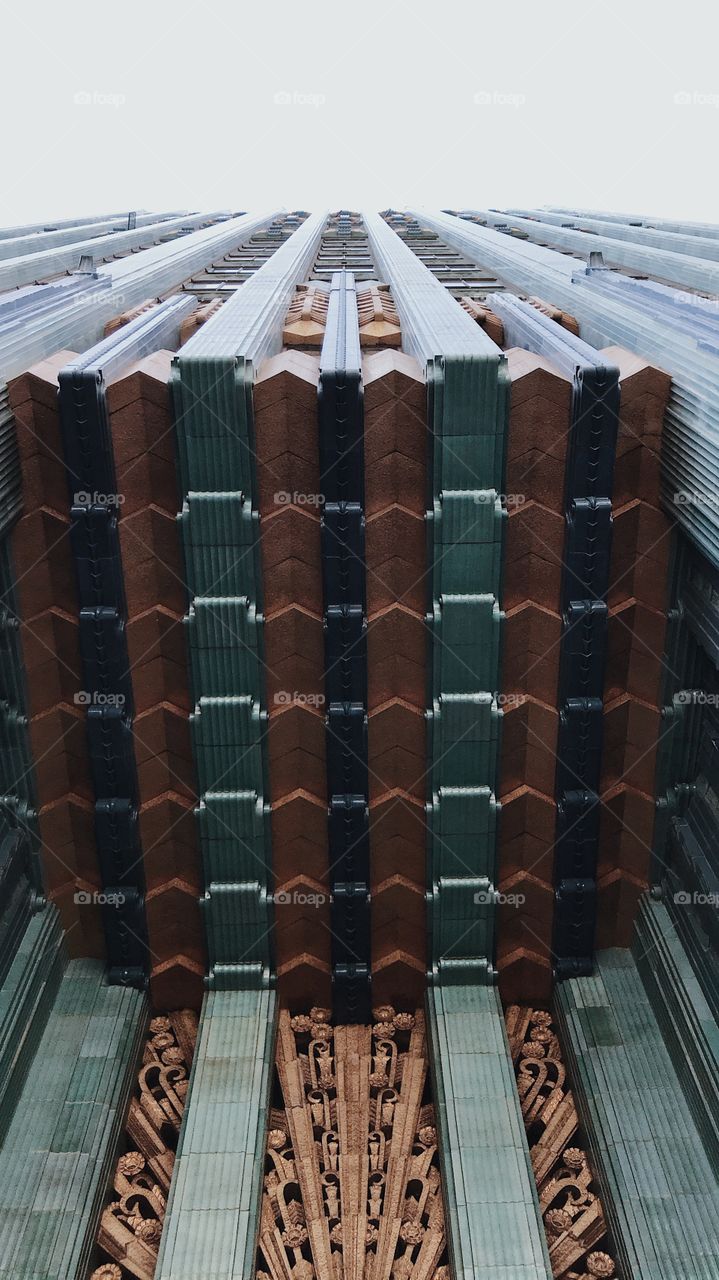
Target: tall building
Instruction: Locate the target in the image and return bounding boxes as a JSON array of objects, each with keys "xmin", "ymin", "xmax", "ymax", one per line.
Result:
[{"xmin": 0, "ymin": 205, "xmax": 716, "ymax": 1280}]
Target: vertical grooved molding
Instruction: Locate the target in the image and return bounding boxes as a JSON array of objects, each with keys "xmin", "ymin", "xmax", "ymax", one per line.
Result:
[
  {"xmin": 56, "ymin": 303, "xmax": 200, "ymax": 985},
  {"xmin": 318, "ymin": 270, "xmax": 371, "ymax": 1022},
  {"xmin": 482, "ymin": 295, "xmax": 621, "ymax": 978}
]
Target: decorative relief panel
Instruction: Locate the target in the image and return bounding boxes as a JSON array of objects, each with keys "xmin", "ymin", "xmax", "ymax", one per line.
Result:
[
  {"xmin": 505, "ymin": 1006, "xmax": 618, "ymax": 1280},
  {"xmin": 90, "ymin": 1010, "xmax": 198, "ymax": 1280},
  {"xmin": 256, "ymin": 1005, "xmax": 449, "ymax": 1280}
]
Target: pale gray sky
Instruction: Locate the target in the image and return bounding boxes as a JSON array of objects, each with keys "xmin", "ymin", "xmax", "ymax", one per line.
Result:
[{"xmin": 0, "ymin": 0, "xmax": 716, "ymax": 227}]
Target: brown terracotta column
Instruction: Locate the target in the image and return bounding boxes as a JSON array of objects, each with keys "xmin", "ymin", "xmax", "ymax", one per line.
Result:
[
  {"xmin": 107, "ymin": 351, "xmax": 205, "ymax": 1008},
  {"xmin": 254, "ymin": 350, "xmax": 332, "ymax": 1006},
  {"xmin": 597, "ymin": 347, "xmax": 672, "ymax": 945},
  {"xmin": 363, "ymin": 350, "xmax": 426, "ymax": 1008},
  {"xmin": 497, "ymin": 347, "xmax": 572, "ymax": 1003}
]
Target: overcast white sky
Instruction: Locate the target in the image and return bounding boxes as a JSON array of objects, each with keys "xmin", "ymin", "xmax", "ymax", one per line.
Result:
[{"xmin": 0, "ymin": 0, "xmax": 717, "ymax": 227}]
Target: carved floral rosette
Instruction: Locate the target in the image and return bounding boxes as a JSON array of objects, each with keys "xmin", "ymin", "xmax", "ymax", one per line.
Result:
[
  {"xmin": 90, "ymin": 1010, "xmax": 198, "ymax": 1280},
  {"xmin": 505, "ymin": 1006, "xmax": 618, "ymax": 1280},
  {"xmin": 256, "ymin": 1006, "xmax": 449, "ymax": 1280}
]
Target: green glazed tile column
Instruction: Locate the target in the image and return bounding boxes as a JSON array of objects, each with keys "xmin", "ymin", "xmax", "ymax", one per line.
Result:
[{"xmin": 155, "ymin": 987, "xmax": 276, "ymax": 1280}]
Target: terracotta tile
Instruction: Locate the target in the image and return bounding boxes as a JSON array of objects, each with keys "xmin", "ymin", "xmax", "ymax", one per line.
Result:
[
  {"xmin": 503, "ymin": 604, "xmax": 561, "ymax": 705},
  {"xmin": 601, "ymin": 695, "xmax": 660, "ymax": 795},
  {"xmin": 500, "ymin": 696, "xmax": 558, "ymax": 798}
]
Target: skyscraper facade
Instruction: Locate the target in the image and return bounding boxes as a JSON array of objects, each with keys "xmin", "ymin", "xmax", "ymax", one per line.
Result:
[{"xmin": 0, "ymin": 205, "xmax": 716, "ymax": 1280}]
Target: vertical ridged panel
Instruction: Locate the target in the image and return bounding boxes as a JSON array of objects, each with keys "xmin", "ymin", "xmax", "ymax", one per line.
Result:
[
  {"xmin": 363, "ymin": 211, "xmax": 509, "ymax": 982},
  {"xmin": 486, "ymin": 294, "xmax": 621, "ymax": 978},
  {"xmin": 635, "ymin": 896, "xmax": 719, "ymax": 1168},
  {"xmin": 318, "ymin": 271, "xmax": 370, "ymax": 1021},
  {"xmin": 427, "ymin": 983, "xmax": 551, "ymax": 1278},
  {"xmin": 0, "ymin": 212, "xmax": 279, "ymax": 383},
  {"xmin": 455, "ymin": 207, "xmax": 719, "ymax": 294},
  {"xmin": 0, "ymin": 211, "xmax": 238, "ymax": 294},
  {"xmin": 58, "ymin": 298, "xmax": 198, "ymax": 985},
  {"xmin": 555, "ymin": 938, "xmax": 719, "ymax": 1279},
  {"xmin": 409, "ymin": 209, "xmax": 719, "ymax": 572},
  {"xmin": 173, "ymin": 213, "xmax": 327, "ymax": 987},
  {"xmin": 155, "ymin": 987, "xmax": 276, "ymax": 1280},
  {"xmin": 0, "ymin": 957, "xmax": 146, "ymax": 1280}
]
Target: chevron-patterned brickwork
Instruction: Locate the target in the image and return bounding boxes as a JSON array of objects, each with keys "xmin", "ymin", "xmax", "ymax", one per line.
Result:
[
  {"xmin": 364, "ymin": 350, "xmax": 426, "ymax": 1008},
  {"xmin": 497, "ymin": 347, "xmax": 572, "ymax": 1003},
  {"xmin": 487, "ymin": 296, "xmax": 622, "ymax": 980},
  {"xmin": 106, "ymin": 351, "xmax": 205, "ymax": 1008},
  {"xmin": 254, "ymin": 349, "xmax": 330, "ymax": 1006},
  {"xmin": 9, "ymin": 352, "xmax": 102, "ymax": 954},
  {"xmin": 2, "ymin": 201, "xmax": 719, "ymax": 1280},
  {"xmin": 56, "ymin": 302, "xmax": 200, "ymax": 987},
  {"xmin": 598, "ymin": 348, "xmax": 672, "ymax": 945}
]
